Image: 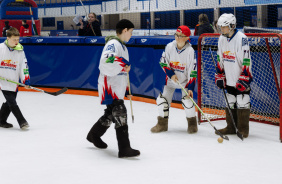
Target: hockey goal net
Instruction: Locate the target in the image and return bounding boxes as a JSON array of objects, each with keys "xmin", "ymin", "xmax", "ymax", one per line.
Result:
[{"xmin": 197, "ymin": 33, "xmax": 282, "ymax": 141}]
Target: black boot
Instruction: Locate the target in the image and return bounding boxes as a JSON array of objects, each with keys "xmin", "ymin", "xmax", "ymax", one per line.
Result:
[
  {"xmin": 0, "ymin": 103, "xmax": 13, "ymax": 128},
  {"xmin": 116, "ymin": 125, "xmax": 140, "ymax": 158},
  {"xmin": 87, "ymin": 118, "xmax": 110, "ymax": 149},
  {"xmin": 215, "ymin": 108, "xmax": 237, "ymax": 135},
  {"xmin": 10, "ymin": 105, "xmax": 29, "ymax": 129}
]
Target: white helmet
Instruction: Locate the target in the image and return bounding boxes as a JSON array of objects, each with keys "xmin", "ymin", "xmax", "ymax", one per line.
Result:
[
  {"xmin": 217, "ymin": 13, "xmax": 236, "ymax": 28},
  {"xmin": 217, "ymin": 13, "xmax": 236, "ymax": 37}
]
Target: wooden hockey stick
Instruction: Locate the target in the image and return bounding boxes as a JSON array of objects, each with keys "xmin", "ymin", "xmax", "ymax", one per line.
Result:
[
  {"xmin": 176, "ymin": 80, "xmax": 229, "ymax": 140},
  {"xmin": 127, "ymin": 72, "xmax": 134, "ymax": 123},
  {"xmin": 209, "ymin": 47, "xmax": 244, "ymax": 141},
  {"xmin": 79, "ymin": 0, "xmax": 96, "ymax": 36},
  {"xmin": 0, "ymin": 76, "xmax": 68, "ymax": 96}
]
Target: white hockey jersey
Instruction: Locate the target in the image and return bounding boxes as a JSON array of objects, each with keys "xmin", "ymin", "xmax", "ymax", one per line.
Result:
[
  {"xmin": 0, "ymin": 41, "xmax": 30, "ymax": 92},
  {"xmin": 217, "ymin": 29, "xmax": 252, "ymax": 87},
  {"xmin": 160, "ymin": 40, "xmax": 197, "ymax": 90},
  {"xmin": 98, "ymin": 36, "xmax": 129, "ymax": 105}
]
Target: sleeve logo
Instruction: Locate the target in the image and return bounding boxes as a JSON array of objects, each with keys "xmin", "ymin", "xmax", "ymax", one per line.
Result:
[
  {"xmin": 106, "ymin": 44, "xmax": 115, "ymax": 52},
  {"xmin": 242, "ymin": 38, "xmax": 248, "ymax": 46}
]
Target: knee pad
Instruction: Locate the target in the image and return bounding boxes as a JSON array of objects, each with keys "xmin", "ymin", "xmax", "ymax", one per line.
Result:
[
  {"xmin": 226, "ymin": 93, "xmax": 236, "ymax": 109},
  {"xmin": 98, "ymin": 116, "xmax": 112, "ymax": 127},
  {"xmin": 156, "ymin": 93, "xmax": 169, "ymax": 118},
  {"xmin": 236, "ymin": 94, "xmax": 250, "ymax": 109},
  {"xmin": 104, "ymin": 107, "xmax": 114, "ymax": 122},
  {"xmin": 181, "ymin": 96, "xmax": 196, "ymax": 118},
  {"xmin": 112, "ymin": 100, "xmax": 127, "ymax": 128}
]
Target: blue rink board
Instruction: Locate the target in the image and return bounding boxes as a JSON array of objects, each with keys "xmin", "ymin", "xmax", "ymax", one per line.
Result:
[
  {"xmin": 18, "ymin": 36, "xmax": 199, "ymax": 102},
  {"xmin": 2, "ymin": 36, "xmax": 199, "ymax": 46}
]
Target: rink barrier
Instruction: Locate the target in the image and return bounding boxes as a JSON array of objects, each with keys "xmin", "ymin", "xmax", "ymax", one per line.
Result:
[
  {"xmin": 0, "ymin": 36, "xmax": 199, "ymax": 45},
  {"xmin": 13, "ymin": 36, "xmax": 199, "ymax": 104}
]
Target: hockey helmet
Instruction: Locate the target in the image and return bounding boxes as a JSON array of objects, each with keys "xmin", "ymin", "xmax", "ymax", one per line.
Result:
[{"xmin": 217, "ymin": 13, "xmax": 236, "ymax": 28}]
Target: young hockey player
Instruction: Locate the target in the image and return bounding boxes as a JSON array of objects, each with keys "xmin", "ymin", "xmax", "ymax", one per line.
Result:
[
  {"xmin": 151, "ymin": 25, "xmax": 198, "ymax": 134},
  {"xmin": 86, "ymin": 19, "xmax": 140, "ymax": 158},
  {"xmin": 215, "ymin": 13, "xmax": 252, "ymax": 138},
  {"xmin": 0, "ymin": 27, "xmax": 30, "ymax": 129}
]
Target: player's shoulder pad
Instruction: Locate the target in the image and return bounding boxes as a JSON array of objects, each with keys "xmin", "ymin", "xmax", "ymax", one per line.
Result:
[
  {"xmin": 105, "ymin": 39, "xmax": 118, "ymax": 52},
  {"xmin": 186, "ymin": 42, "xmax": 194, "ymax": 51},
  {"xmin": 166, "ymin": 40, "xmax": 175, "ymax": 50},
  {"xmin": 239, "ymin": 33, "xmax": 248, "ymax": 47},
  {"xmin": 0, "ymin": 42, "xmax": 5, "ymax": 49}
]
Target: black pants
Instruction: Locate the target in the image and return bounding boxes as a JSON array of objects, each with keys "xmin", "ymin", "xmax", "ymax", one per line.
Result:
[
  {"xmin": 1, "ymin": 90, "xmax": 18, "ymax": 107},
  {"xmin": 1, "ymin": 90, "xmax": 27, "ymax": 125}
]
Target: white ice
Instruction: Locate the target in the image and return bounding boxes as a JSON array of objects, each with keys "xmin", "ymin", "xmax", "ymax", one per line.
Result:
[{"xmin": 0, "ymin": 91, "xmax": 282, "ymax": 184}]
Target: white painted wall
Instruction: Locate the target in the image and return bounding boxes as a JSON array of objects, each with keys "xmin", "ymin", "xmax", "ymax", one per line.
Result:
[
  {"xmin": 38, "ymin": 0, "xmax": 246, "ymax": 18},
  {"xmin": 37, "ymin": 0, "xmax": 273, "ymax": 31}
]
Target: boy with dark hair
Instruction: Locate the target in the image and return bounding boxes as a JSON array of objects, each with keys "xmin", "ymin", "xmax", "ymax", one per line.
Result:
[
  {"xmin": 0, "ymin": 27, "xmax": 30, "ymax": 129},
  {"xmin": 87, "ymin": 19, "xmax": 140, "ymax": 158}
]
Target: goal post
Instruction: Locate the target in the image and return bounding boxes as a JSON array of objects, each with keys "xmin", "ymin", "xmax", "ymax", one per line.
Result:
[{"xmin": 197, "ymin": 33, "xmax": 282, "ymax": 141}]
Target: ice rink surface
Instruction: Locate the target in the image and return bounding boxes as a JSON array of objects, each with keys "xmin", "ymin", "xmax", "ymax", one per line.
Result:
[{"xmin": 0, "ymin": 91, "xmax": 282, "ymax": 184}]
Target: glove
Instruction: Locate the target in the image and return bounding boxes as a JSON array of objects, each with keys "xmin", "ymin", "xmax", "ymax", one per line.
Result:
[
  {"xmin": 215, "ymin": 73, "xmax": 226, "ymax": 89},
  {"xmin": 24, "ymin": 79, "xmax": 30, "ymax": 86},
  {"xmin": 236, "ymin": 75, "xmax": 251, "ymax": 92},
  {"xmin": 114, "ymin": 56, "xmax": 130, "ymax": 67}
]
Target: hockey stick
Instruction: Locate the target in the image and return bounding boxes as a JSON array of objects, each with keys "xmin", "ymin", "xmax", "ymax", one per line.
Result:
[
  {"xmin": 79, "ymin": 0, "xmax": 96, "ymax": 36},
  {"xmin": 0, "ymin": 76, "xmax": 68, "ymax": 96},
  {"xmin": 209, "ymin": 47, "xmax": 244, "ymax": 141},
  {"xmin": 176, "ymin": 80, "xmax": 229, "ymax": 140},
  {"xmin": 127, "ymin": 72, "xmax": 134, "ymax": 123}
]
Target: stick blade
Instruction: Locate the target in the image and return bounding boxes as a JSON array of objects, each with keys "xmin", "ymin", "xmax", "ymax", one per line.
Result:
[
  {"xmin": 132, "ymin": 115, "xmax": 134, "ymax": 123},
  {"xmin": 214, "ymin": 128, "xmax": 229, "ymax": 140},
  {"xmin": 236, "ymin": 131, "xmax": 244, "ymax": 141},
  {"xmin": 45, "ymin": 87, "xmax": 68, "ymax": 96}
]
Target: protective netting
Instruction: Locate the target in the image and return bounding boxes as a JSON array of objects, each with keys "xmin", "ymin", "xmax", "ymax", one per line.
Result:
[
  {"xmin": 1, "ymin": 0, "xmax": 282, "ymax": 36},
  {"xmin": 199, "ymin": 33, "xmax": 281, "ymax": 124}
]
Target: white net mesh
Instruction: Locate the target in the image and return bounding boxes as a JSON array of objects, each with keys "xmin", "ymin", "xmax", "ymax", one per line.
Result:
[{"xmin": 199, "ymin": 33, "xmax": 281, "ymax": 124}]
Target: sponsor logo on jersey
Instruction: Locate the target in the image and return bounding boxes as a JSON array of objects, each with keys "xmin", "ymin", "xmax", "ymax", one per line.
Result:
[
  {"xmin": 106, "ymin": 44, "xmax": 115, "ymax": 52},
  {"xmin": 222, "ymin": 51, "xmax": 235, "ymax": 62},
  {"xmin": 243, "ymin": 58, "xmax": 251, "ymax": 66},
  {"xmin": 170, "ymin": 61, "xmax": 185, "ymax": 72},
  {"xmin": 0, "ymin": 60, "xmax": 17, "ymax": 70}
]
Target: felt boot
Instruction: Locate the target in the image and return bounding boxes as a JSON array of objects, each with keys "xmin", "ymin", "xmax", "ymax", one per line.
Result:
[
  {"xmin": 151, "ymin": 116, "xmax": 168, "ymax": 133},
  {"xmin": 187, "ymin": 116, "xmax": 198, "ymax": 134},
  {"xmin": 116, "ymin": 125, "xmax": 140, "ymax": 158}
]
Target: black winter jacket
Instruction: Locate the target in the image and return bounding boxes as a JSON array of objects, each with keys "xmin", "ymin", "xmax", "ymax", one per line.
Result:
[
  {"xmin": 78, "ymin": 21, "xmax": 102, "ymax": 36},
  {"xmin": 196, "ymin": 22, "xmax": 214, "ymax": 36}
]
